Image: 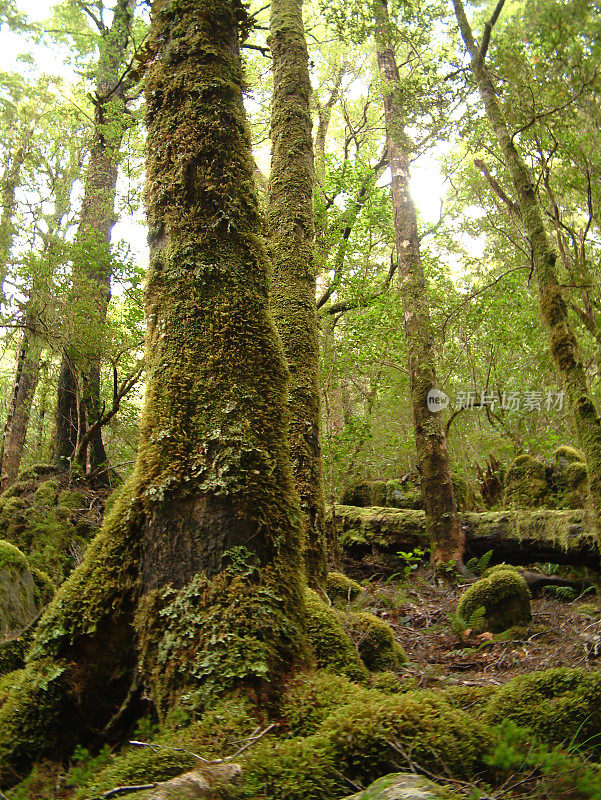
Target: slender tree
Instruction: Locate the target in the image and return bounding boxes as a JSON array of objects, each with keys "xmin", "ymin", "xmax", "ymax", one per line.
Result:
[
  {"xmin": 267, "ymin": 0, "xmax": 327, "ymax": 585},
  {"xmin": 0, "ymin": 0, "xmax": 307, "ymax": 778},
  {"xmin": 452, "ymin": 0, "xmax": 601, "ymax": 542},
  {"xmin": 54, "ymin": 0, "xmax": 135, "ymax": 477},
  {"xmin": 373, "ymin": 0, "xmax": 465, "ymax": 567}
]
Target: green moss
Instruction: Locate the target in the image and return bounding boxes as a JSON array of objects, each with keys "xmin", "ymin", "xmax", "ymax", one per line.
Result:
[
  {"xmin": 0, "ymin": 669, "xmax": 24, "ymax": 707},
  {"xmin": 485, "ymin": 668, "xmax": 601, "ymax": 755},
  {"xmin": 457, "ymin": 570, "xmax": 531, "ymax": 633},
  {"xmin": 281, "ymin": 671, "xmax": 375, "ymax": 736},
  {"xmin": 304, "ymin": 589, "xmax": 369, "ymax": 683},
  {"xmin": 0, "ymin": 541, "xmax": 28, "ymax": 571},
  {"xmin": 565, "ymin": 461, "xmax": 588, "ymax": 488},
  {"xmin": 325, "ymin": 571, "xmax": 363, "ymax": 606},
  {"xmin": 483, "ymin": 563, "xmax": 523, "ymax": 578},
  {"xmin": 342, "ymin": 611, "xmax": 407, "ymax": 671},
  {"xmin": 32, "ymin": 482, "xmax": 59, "ymax": 508},
  {"xmin": 75, "ymin": 745, "xmax": 197, "ymax": 799},
  {"xmin": 137, "ymin": 559, "xmax": 308, "ymax": 717},
  {"xmin": 504, "ymin": 454, "xmax": 550, "ymax": 508},
  {"xmin": 0, "ymin": 498, "xmax": 28, "ymax": 542},
  {"xmin": 56, "ymin": 490, "xmax": 85, "ymax": 511},
  {"xmin": 452, "ymin": 474, "xmax": 478, "ymax": 511},
  {"xmin": 0, "ymin": 659, "xmax": 75, "ymax": 780},
  {"xmin": 318, "ymin": 690, "xmax": 492, "ymax": 784},
  {"xmin": 369, "ymin": 671, "xmax": 414, "ymax": 694},
  {"xmin": 554, "ymin": 446, "xmax": 584, "ymax": 463},
  {"xmin": 0, "ymin": 639, "xmax": 27, "ymax": 676},
  {"xmin": 346, "ymin": 772, "xmax": 460, "ymax": 800},
  {"xmin": 18, "ymin": 465, "xmax": 55, "ymax": 481}
]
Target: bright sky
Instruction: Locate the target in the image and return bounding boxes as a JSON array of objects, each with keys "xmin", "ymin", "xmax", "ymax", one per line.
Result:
[{"xmin": 1, "ymin": 0, "xmax": 459, "ymax": 269}]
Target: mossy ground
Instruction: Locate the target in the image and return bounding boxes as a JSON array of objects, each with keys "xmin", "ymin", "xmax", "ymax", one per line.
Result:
[{"xmin": 0, "ymin": 470, "xmax": 110, "ymax": 585}]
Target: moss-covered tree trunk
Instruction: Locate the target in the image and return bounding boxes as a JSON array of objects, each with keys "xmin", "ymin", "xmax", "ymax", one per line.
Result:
[
  {"xmin": 0, "ymin": 0, "xmax": 307, "ymax": 782},
  {"xmin": 373, "ymin": 0, "xmax": 465, "ymax": 568},
  {"xmin": 267, "ymin": 0, "xmax": 327, "ymax": 586},
  {"xmin": 54, "ymin": 0, "xmax": 134, "ymax": 477},
  {"xmin": 0, "ymin": 143, "xmax": 25, "ymax": 299},
  {"xmin": 452, "ymin": 0, "xmax": 601, "ymax": 545}
]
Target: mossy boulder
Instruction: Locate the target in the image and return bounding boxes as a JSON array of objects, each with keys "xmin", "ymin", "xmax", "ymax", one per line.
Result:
[
  {"xmin": 326, "ymin": 571, "xmax": 363, "ymax": 606},
  {"xmin": 57, "ymin": 489, "xmax": 85, "ymax": 511},
  {"xmin": 0, "ymin": 541, "xmax": 53, "ymax": 643},
  {"xmin": 345, "ymin": 772, "xmax": 459, "ymax": 799},
  {"xmin": 304, "ymin": 589, "xmax": 369, "ymax": 682},
  {"xmin": 485, "ymin": 668, "xmax": 601, "ymax": 756},
  {"xmin": 342, "ymin": 611, "xmax": 407, "ymax": 671},
  {"xmin": 456, "ymin": 569, "xmax": 531, "ymax": 633},
  {"xmin": 504, "ymin": 454, "xmax": 549, "ymax": 508},
  {"xmin": 554, "ymin": 446, "xmax": 584, "ymax": 464},
  {"xmin": 341, "ymin": 482, "xmax": 388, "ymax": 508},
  {"xmin": 32, "ymin": 481, "xmax": 59, "ymax": 508}
]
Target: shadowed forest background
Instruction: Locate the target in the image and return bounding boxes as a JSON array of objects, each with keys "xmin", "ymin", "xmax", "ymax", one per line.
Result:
[{"xmin": 0, "ymin": 0, "xmax": 600, "ymax": 798}]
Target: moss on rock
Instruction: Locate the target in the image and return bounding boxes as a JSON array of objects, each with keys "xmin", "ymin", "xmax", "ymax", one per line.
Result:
[
  {"xmin": 342, "ymin": 611, "xmax": 407, "ymax": 671},
  {"xmin": 456, "ymin": 569, "xmax": 531, "ymax": 633},
  {"xmin": 554, "ymin": 446, "xmax": 585, "ymax": 464},
  {"xmin": 304, "ymin": 589, "xmax": 369, "ymax": 682},
  {"xmin": 485, "ymin": 668, "xmax": 601, "ymax": 755},
  {"xmin": 504, "ymin": 455, "xmax": 549, "ymax": 508},
  {"xmin": 325, "ymin": 571, "xmax": 363, "ymax": 606},
  {"xmin": 345, "ymin": 772, "xmax": 460, "ymax": 799},
  {"xmin": 32, "ymin": 481, "xmax": 59, "ymax": 508},
  {"xmin": 56, "ymin": 489, "xmax": 85, "ymax": 511}
]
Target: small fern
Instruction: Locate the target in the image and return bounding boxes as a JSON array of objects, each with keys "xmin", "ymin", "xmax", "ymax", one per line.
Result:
[
  {"xmin": 542, "ymin": 585, "xmax": 578, "ymax": 600},
  {"xmin": 466, "ymin": 550, "xmax": 494, "ymax": 576},
  {"xmin": 447, "ymin": 606, "xmax": 486, "ymax": 636}
]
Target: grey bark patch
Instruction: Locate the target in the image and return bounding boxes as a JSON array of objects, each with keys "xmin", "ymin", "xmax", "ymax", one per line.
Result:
[{"xmin": 0, "ymin": 565, "xmax": 40, "ymax": 637}]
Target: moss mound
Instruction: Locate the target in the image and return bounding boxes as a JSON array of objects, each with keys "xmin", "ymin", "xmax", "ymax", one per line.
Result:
[
  {"xmin": 504, "ymin": 454, "xmax": 549, "ymax": 508},
  {"xmin": 457, "ymin": 570, "xmax": 531, "ymax": 633},
  {"xmin": 342, "ymin": 611, "xmax": 407, "ymax": 671},
  {"xmin": 554, "ymin": 446, "xmax": 585, "ymax": 464},
  {"xmin": 485, "ymin": 668, "xmax": 601, "ymax": 756},
  {"xmin": 0, "ymin": 472, "xmax": 109, "ymax": 585},
  {"xmin": 325, "ymin": 571, "xmax": 363, "ymax": 606},
  {"xmin": 346, "ymin": 772, "xmax": 460, "ymax": 799},
  {"xmin": 304, "ymin": 589, "xmax": 368, "ymax": 682},
  {"xmin": 243, "ymin": 687, "xmax": 492, "ymax": 799}
]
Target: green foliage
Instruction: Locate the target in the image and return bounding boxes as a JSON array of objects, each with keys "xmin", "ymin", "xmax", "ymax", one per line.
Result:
[
  {"xmin": 465, "ymin": 549, "xmax": 493, "ymax": 576},
  {"xmin": 446, "ymin": 606, "xmax": 486, "ymax": 638}
]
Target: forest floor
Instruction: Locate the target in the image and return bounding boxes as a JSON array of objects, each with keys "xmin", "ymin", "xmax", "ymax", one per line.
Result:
[{"xmin": 350, "ymin": 565, "xmax": 601, "ymax": 689}]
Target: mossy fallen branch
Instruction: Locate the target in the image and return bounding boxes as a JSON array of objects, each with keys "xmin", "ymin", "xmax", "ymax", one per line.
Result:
[{"xmin": 330, "ymin": 505, "xmax": 599, "ymax": 569}]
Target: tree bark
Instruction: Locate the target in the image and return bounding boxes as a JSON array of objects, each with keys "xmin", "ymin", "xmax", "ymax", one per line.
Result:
[
  {"xmin": 0, "ymin": 0, "xmax": 307, "ymax": 781},
  {"xmin": 373, "ymin": 0, "xmax": 465, "ymax": 568},
  {"xmin": 452, "ymin": 0, "xmax": 601, "ymax": 549},
  {"xmin": 267, "ymin": 0, "xmax": 327, "ymax": 586},
  {"xmin": 54, "ymin": 0, "xmax": 134, "ymax": 476},
  {"xmin": 0, "ymin": 312, "xmax": 42, "ymax": 491},
  {"xmin": 0, "ymin": 143, "xmax": 25, "ymax": 299},
  {"xmin": 332, "ymin": 504, "xmax": 598, "ymax": 571}
]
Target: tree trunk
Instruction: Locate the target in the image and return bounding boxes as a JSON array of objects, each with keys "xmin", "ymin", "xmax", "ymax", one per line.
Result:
[
  {"xmin": 332, "ymin": 504, "xmax": 598, "ymax": 571},
  {"xmin": 54, "ymin": 0, "xmax": 134, "ymax": 478},
  {"xmin": 267, "ymin": 0, "xmax": 327, "ymax": 586},
  {"xmin": 0, "ymin": 143, "xmax": 25, "ymax": 299},
  {"xmin": 0, "ymin": 313, "xmax": 42, "ymax": 491},
  {"xmin": 452, "ymin": 0, "xmax": 601, "ymax": 548},
  {"xmin": 0, "ymin": 0, "xmax": 307, "ymax": 781},
  {"xmin": 373, "ymin": 0, "xmax": 465, "ymax": 568}
]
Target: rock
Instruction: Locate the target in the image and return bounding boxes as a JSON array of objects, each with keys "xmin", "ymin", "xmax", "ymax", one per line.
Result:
[
  {"xmin": 345, "ymin": 772, "xmax": 459, "ymax": 799},
  {"xmin": 326, "ymin": 570, "xmax": 363, "ymax": 606},
  {"xmin": 144, "ymin": 763, "xmax": 241, "ymax": 799},
  {"xmin": 0, "ymin": 541, "xmax": 49, "ymax": 638}
]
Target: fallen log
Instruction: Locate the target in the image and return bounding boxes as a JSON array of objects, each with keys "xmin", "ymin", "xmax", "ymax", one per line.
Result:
[{"xmin": 329, "ymin": 505, "xmax": 599, "ymax": 571}]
